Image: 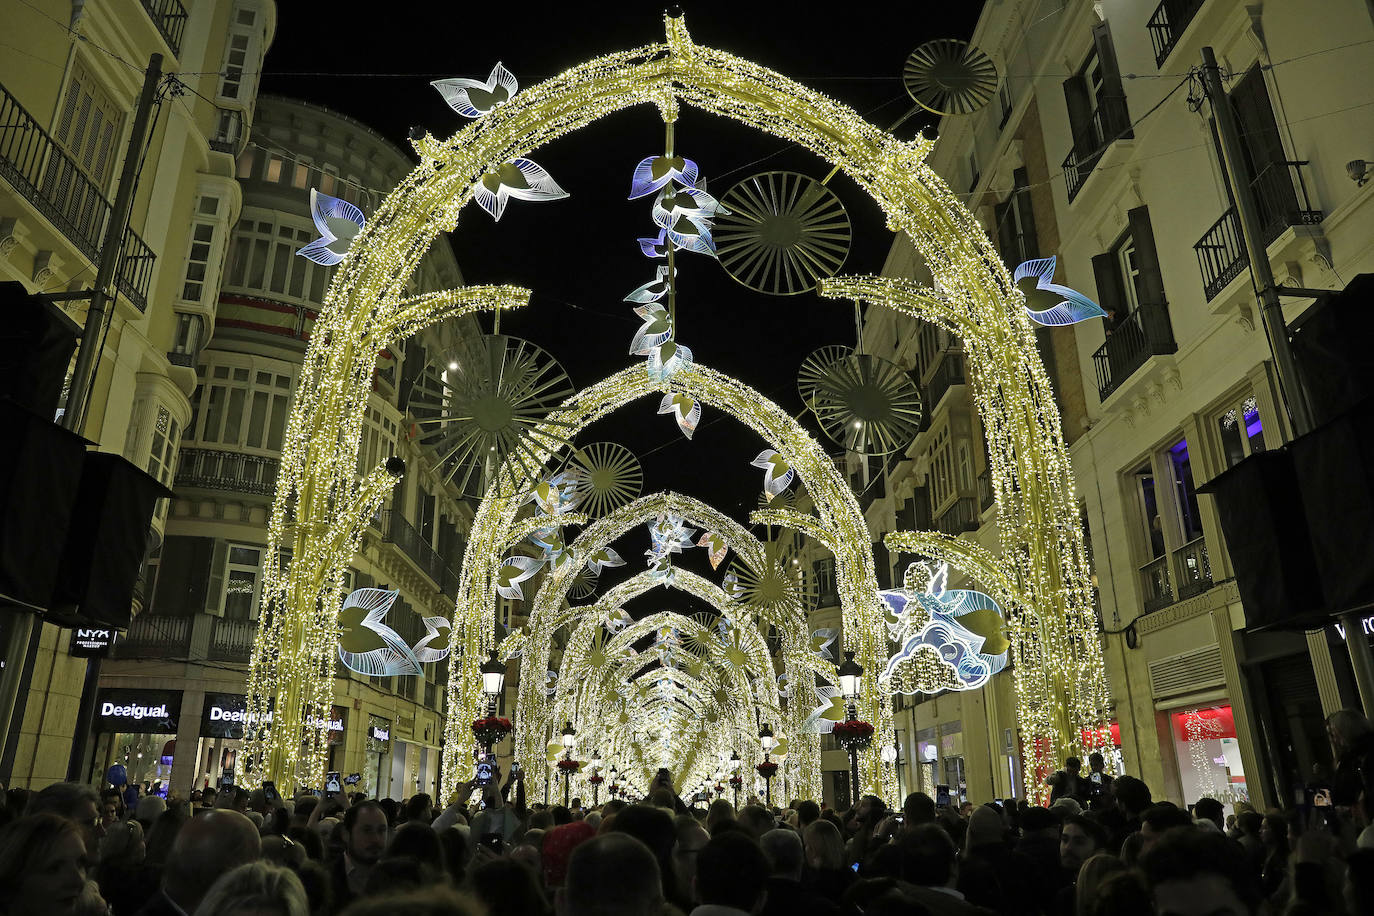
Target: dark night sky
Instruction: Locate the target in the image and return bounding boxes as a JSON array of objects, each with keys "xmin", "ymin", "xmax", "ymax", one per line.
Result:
[{"xmin": 262, "ymin": 4, "xmax": 981, "ymax": 612}]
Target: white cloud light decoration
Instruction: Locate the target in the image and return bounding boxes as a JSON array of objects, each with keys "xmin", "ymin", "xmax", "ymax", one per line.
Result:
[{"xmin": 878, "ymin": 562, "xmax": 1009, "ymax": 693}]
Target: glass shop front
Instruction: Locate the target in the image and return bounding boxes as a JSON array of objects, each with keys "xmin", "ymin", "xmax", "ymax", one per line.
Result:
[{"xmin": 92, "ymin": 688, "xmax": 181, "ymax": 796}]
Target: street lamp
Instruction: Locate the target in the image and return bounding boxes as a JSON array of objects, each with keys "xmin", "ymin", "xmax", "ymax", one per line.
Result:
[
  {"xmin": 759, "ymin": 723, "xmax": 777, "ymax": 806},
  {"xmin": 589, "ymin": 750, "xmax": 603, "ymax": 806},
  {"xmin": 480, "ymin": 650, "xmax": 506, "ymax": 710},
  {"xmin": 729, "ymin": 751, "xmax": 741, "ymax": 809},
  {"xmin": 560, "ymin": 722, "xmax": 577, "ymax": 807},
  {"xmin": 838, "ymin": 651, "xmax": 864, "ymax": 803}
]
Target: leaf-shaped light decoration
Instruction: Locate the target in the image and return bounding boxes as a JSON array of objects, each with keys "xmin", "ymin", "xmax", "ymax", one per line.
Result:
[
  {"xmin": 697, "ymin": 531, "xmax": 728, "ymax": 570},
  {"xmin": 638, "ymin": 229, "xmax": 669, "ymax": 258},
  {"xmin": 495, "ymin": 554, "xmax": 543, "ymax": 600},
  {"xmin": 585, "ymin": 547, "xmax": 626, "ymax": 575},
  {"xmin": 473, "ymin": 158, "xmax": 568, "ymax": 221},
  {"xmin": 750, "ymin": 449, "xmax": 795, "ymax": 501},
  {"xmin": 411, "ymin": 616, "xmax": 452, "ymax": 663},
  {"xmin": 647, "ymin": 341, "xmax": 693, "ymax": 382},
  {"xmin": 651, "ymin": 186, "xmax": 728, "ymax": 228},
  {"xmin": 629, "ymin": 154, "xmax": 700, "ymax": 199},
  {"xmin": 605, "ymin": 607, "xmax": 633, "ymax": 633},
  {"xmin": 646, "ymin": 552, "xmax": 675, "ymax": 584},
  {"xmin": 648, "ymin": 513, "xmax": 696, "ymax": 555},
  {"xmin": 722, "ymin": 572, "xmax": 742, "ymax": 601},
  {"xmin": 809, "ymin": 627, "xmax": 839, "ymax": 661},
  {"xmin": 658, "ymin": 392, "xmax": 701, "ymax": 439},
  {"xmin": 630, "ymin": 305, "xmax": 673, "ymax": 356},
  {"xmin": 431, "ymin": 62, "xmax": 519, "ymax": 118},
  {"xmin": 663, "ymin": 213, "xmax": 719, "ymax": 256},
  {"xmin": 337, "ymin": 588, "xmax": 423, "ymax": 677},
  {"xmin": 625, "ymin": 265, "xmax": 675, "ymax": 303},
  {"xmin": 531, "ymin": 476, "xmax": 581, "ymax": 516},
  {"xmin": 297, "ymin": 188, "xmax": 365, "ymax": 266},
  {"xmin": 1015, "ymin": 256, "xmax": 1108, "ymax": 326}
]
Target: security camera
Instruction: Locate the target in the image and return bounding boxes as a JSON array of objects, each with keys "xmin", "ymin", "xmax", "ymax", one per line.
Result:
[{"xmin": 1348, "ymin": 159, "xmax": 1370, "ymax": 187}]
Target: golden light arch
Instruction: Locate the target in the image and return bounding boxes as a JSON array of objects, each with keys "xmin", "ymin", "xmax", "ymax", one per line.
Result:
[
  {"xmin": 438, "ymin": 362, "xmax": 889, "ymax": 799},
  {"xmin": 241, "ymin": 13, "xmax": 1109, "ymax": 803}
]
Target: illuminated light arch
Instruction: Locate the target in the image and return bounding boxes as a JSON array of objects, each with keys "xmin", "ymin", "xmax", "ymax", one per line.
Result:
[{"xmin": 242, "ymin": 14, "xmax": 1108, "ymax": 804}]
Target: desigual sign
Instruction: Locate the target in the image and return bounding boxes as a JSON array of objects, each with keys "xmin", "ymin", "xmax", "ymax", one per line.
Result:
[{"xmin": 96, "ymin": 689, "xmax": 180, "ymax": 734}]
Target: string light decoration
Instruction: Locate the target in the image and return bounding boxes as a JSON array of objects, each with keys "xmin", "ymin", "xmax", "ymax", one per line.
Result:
[{"xmin": 241, "ymin": 12, "xmax": 1104, "ymax": 802}]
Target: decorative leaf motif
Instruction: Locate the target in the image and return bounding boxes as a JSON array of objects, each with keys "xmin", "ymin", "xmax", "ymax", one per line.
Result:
[
  {"xmin": 658, "ymin": 392, "xmax": 701, "ymax": 438},
  {"xmin": 625, "ymin": 265, "xmax": 674, "ymax": 303},
  {"xmin": 697, "ymin": 531, "xmax": 728, "ymax": 569},
  {"xmin": 651, "ymin": 186, "xmax": 728, "ymax": 228},
  {"xmin": 638, "ymin": 229, "xmax": 669, "ymax": 258},
  {"xmin": 495, "ymin": 555, "xmax": 543, "ymax": 600},
  {"xmin": 585, "ymin": 547, "xmax": 626, "ymax": 575},
  {"xmin": 431, "ymin": 62, "xmax": 519, "ymax": 118},
  {"xmin": 297, "ymin": 188, "xmax": 365, "ymax": 266},
  {"xmin": 629, "ymin": 154, "xmax": 700, "ymax": 199},
  {"xmin": 1015, "ymin": 256, "xmax": 1108, "ymax": 326},
  {"xmin": 647, "ymin": 341, "xmax": 693, "ymax": 382},
  {"xmin": 750, "ymin": 449, "xmax": 795, "ymax": 500},
  {"xmin": 629, "ymin": 305, "xmax": 673, "ymax": 356},
  {"xmin": 337, "ymin": 588, "xmax": 423, "ymax": 677},
  {"xmin": 472, "ymin": 158, "xmax": 568, "ymax": 221},
  {"xmin": 411, "ymin": 616, "xmax": 452, "ymax": 663}
]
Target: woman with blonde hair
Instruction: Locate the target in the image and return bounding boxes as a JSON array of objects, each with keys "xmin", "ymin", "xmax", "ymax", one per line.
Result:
[
  {"xmin": 802, "ymin": 818, "xmax": 854, "ymax": 904},
  {"xmin": 193, "ymin": 861, "xmax": 308, "ymax": 916},
  {"xmin": 0, "ymin": 813, "xmax": 104, "ymax": 916},
  {"xmin": 1075, "ymin": 852, "xmax": 1126, "ymax": 916}
]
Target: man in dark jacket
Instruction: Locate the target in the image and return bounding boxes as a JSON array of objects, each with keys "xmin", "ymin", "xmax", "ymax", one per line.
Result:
[
  {"xmin": 759, "ymin": 828, "xmax": 837, "ymax": 916},
  {"xmin": 329, "ymin": 800, "xmax": 388, "ymax": 910}
]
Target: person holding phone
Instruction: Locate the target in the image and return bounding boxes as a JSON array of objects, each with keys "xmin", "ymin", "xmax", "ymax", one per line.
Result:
[{"xmin": 471, "ymin": 762, "xmax": 522, "ymax": 846}]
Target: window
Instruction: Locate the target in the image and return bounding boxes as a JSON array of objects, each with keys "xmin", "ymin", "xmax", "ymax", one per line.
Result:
[
  {"xmin": 998, "ymin": 81, "xmax": 1013, "ymax": 128},
  {"xmin": 811, "ymin": 557, "xmax": 837, "ymax": 603},
  {"xmin": 222, "ymin": 545, "xmax": 263, "ymax": 620},
  {"xmin": 236, "ymin": 149, "xmax": 258, "ymax": 179},
  {"xmin": 1166, "ymin": 438, "xmax": 1204, "ymax": 545},
  {"xmin": 967, "ymin": 150, "xmax": 980, "ymax": 192},
  {"xmin": 292, "ymin": 159, "xmax": 311, "ymax": 190},
  {"xmin": 956, "ymin": 442, "xmax": 973, "ymax": 492},
  {"xmin": 994, "ymin": 170, "xmax": 1038, "ymax": 265},
  {"xmin": 172, "ymin": 312, "xmax": 205, "ymax": 360},
  {"xmin": 1061, "ymin": 22, "xmax": 1132, "ymax": 197},
  {"xmin": 147, "ymin": 406, "xmax": 179, "ymax": 487},
  {"xmin": 1132, "ymin": 462, "xmax": 1165, "ymax": 560},
  {"xmin": 180, "ymin": 197, "xmax": 223, "ymax": 304},
  {"xmin": 53, "ymin": 60, "xmax": 121, "ymax": 188},
  {"xmin": 218, "ymin": 5, "xmax": 262, "ymax": 103},
  {"xmin": 265, "ymin": 155, "xmax": 283, "ymax": 184},
  {"xmin": 1092, "ymin": 209, "xmax": 1167, "ymax": 328},
  {"xmin": 359, "ymin": 405, "xmax": 399, "ymax": 475},
  {"xmin": 1217, "ymin": 395, "xmax": 1266, "ymax": 468},
  {"xmin": 187, "ymin": 363, "xmax": 293, "ymax": 453},
  {"xmin": 319, "ymin": 167, "xmax": 337, "ymax": 197},
  {"xmin": 224, "ymin": 217, "xmax": 332, "ymax": 302}
]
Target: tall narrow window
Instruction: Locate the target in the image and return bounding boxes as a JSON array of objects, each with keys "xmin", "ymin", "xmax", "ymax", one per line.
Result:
[
  {"xmin": 217, "ymin": 6, "xmax": 261, "ymax": 103},
  {"xmin": 1167, "ymin": 438, "xmax": 1204, "ymax": 544},
  {"xmin": 53, "ymin": 61, "xmax": 121, "ymax": 188},
  {"xmin": 180, "ymin": 198, "xmax": 221, "ymax": 304},
  {"xmin": 222, "ymin": 545, "xmax": 263, "ymax": 620},
  {"xmin": 1217, "ymin": 395, "xmax": 1266, "ymax": 468}
]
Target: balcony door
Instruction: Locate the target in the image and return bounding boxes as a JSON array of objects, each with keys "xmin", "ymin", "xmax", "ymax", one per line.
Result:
[{"xmin": 1212, "ymin": 65, "xmax": 1299, "ymax": 234}]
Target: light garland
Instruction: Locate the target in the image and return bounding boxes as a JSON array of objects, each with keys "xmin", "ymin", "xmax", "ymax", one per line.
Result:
[{"xmin": 241, "ymin": 13, "xmax": 1104, "ymax": 805}]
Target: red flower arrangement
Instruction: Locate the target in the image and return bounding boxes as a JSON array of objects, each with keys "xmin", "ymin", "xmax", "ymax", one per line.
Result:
[
  {"xmin": 755, "ymin": 761, "xmax": 778, "ymax": 778},
  {"xmin": 832, "ymin": 719, "xmax": 875, "ymax": 752},
  {"xmin": 471, "ymin": 716, "xmax": 512, "ymax": 746},
  {"xmin": 557, "ymin": 758, "xmax": 581, "ymax": 773},
  {"xmin": 729, "ymin": 775, "xmax": 743, "ymax": 787},
  {"xmin": 714, "ymin": 784, "xmax": 725, "ymax": 794},
  {"xmin": 588, "ymin": 774, "xmax": 604, "ymax": 785}
]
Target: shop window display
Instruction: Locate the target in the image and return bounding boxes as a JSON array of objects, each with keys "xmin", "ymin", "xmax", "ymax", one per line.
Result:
[{"xmin": 1170, "ymin": 705, "xmax": 1248, "ymax": 812}]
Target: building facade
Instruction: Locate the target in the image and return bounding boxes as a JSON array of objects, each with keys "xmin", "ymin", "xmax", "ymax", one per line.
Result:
[
  {"xmin": 1, "ymin": 0, "xmax": 277, "ymax": 789},
  {"xmin": 867, "ymin": 0, "xmax": 1374, "ymax": 812},
  {"xmin": 94, "ymin": 93, "xmax": 484, "ymax": 800}
]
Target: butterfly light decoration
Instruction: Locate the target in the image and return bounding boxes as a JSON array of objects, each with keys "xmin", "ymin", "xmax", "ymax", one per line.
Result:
[
  {"xmin": 431, "ymin": 62, "xmax": 519, "ymax": 118},
  {"xmin": 750, "ymin": 450, "xmax": 796, "ymax": 501},
  {"xmin": 625, "ymin": 265, "xmax": 675, "ymax": 304},
  {"xmin": 297, "ymin": 189, "xmax": 365, "ymax": 266},
  {"xmin": 1015, "ymin": 256, "xmax": 1108, "ymax": 326},
  {"xmin": 472, "ymin": 159, "xmax": 568, "ymax": 222},
  {"xmin": 336, "ymin": 588, "xmax": 432, "ymax": 676}
]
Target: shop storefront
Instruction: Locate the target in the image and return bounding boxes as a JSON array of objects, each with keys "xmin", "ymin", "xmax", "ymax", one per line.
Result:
[
  {"xmin": 365, "ymin": 715, "xmax": 391, "ymax": 799},
  {"xmin": 92, "ymin": 688, "xmax": 181, "ymax": 796},
  {"xmin": 195, "ymin": 694, "xmax": 347, "ymax": 790},
  {"xmin": 1164, "ymin": 704, "xmax": 1249, "ymax": 813}
]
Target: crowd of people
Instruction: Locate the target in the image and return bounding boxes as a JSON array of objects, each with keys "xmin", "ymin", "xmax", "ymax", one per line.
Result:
[{"xmin": 2, "ymin": 708, "xmax": 1373, "ymax": 915}]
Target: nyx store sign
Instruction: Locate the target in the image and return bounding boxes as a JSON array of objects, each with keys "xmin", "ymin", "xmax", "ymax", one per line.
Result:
[
  {"xmin": 70, "ymin": 627, "xmax": 117, "ymax": 657},
  {"xmin": 96, "ymin": 688, "xmax": 180, "ymax": 734}
]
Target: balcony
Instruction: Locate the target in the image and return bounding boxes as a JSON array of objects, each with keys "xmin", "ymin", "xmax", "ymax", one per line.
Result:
[
  {"xmin": 935, "ymin": 497, "xmax": 979, "ymax": 537},
  {"xmin": 1172, "ymin": 536, "xmax": 1213, "ymax": 600},
  {"xmin": 210, "ymin": 108, "xmax": 245, "ymax": 156},
  {"xmin": 1139, "ymin": 555, "xmax": 1174, "ymax": 613},
  {"xmin": 1194, "ymin": 161, "xmax": 1323, "ymax": 301},
  {"xmin": 1091, "ymin": 303, "xmax": 1177, "ymax": 400},
  {"xmin": 1147, "ymin": 0, "xmax": 1206, "ymax": 68},
  {"xmin": 977, "ymin": 468, "xmax": 994, "ymax": 513},
  {"xmin": 1062, "ymin": 96, "xmax": 1131, "ymax": 203},
  {"xmin": 117, "ymin": 614, "xmax": 191, "ymax": 657},
  {"xmin": 139, "ymin": 0, "xmax": 189, "ymax": 57},
  {"xmin": 208, "ymin": 616, "xmax": 257, "ymax": 663},
  {"xmin": 0, "ymin": 82, "xmax": 156, "ymax": 311},
  {"xmin": 924, "ymin": 353, "xmax": 965, "ymax": 413},
  {"xmin": 175, "ymin": 448, "xmax": 280, "ymax": 496},
  {"xmin": 383, "ymin": 510, "xmax": 458, "ymax": 595}
]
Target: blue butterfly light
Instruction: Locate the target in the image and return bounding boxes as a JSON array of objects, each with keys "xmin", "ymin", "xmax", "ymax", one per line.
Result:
[
  {"xmin": 1015, "ymin": 256, "xmax": 1107, "ymax": 326},
  {"xmin": 297, "ymin": 189, "xmax": 365, "ymax": 266}
]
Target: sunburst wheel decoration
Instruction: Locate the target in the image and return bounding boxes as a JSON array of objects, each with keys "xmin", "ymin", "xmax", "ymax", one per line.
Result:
[
  {"xmin": 409, "ymin": 334, "xmax": 576, "ymax": 498},
  {"xmin": 568, "ymin": 565, "xmax": 600, "ymax": 601},
  {"xmin": 903, "ymin": 39, "xmax": 998, "ymax": 116},
  {"xmin": 713, "ymin": 171, "xmax": 851, "ymax": 295},
  {"xmin": 724, "ymin": 549, "xmax": 815, "ymax": 626},
  {"xmin": 799, "ymin": 348, "xmax": 924, "ymax": 455},
  {"xmin": 571, "ymin": 442, "xmax": 644, "ymax": 518}
]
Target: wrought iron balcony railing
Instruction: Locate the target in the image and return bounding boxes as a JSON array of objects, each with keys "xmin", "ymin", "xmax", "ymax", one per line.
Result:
[
  {"xmin": 208, "ymin": 616, "xmax": 257, "ymax": 663},
  {"xmin": 924, "ymin": 352, "xmax": 965, "ymax": 413},
  {"xmin": 1139, "ymin": 555, "xmax": 1174, "ymax": 613},
  {"xmin": 1147, "ymin": 0, "xmax": 1207, "ymax": 68},
  {"xmin": 1062, "ymin": 96, "xmax": 1131, "ymax": 202},
  {"xmin": 1194, "ymin": 160, "xmax": 1323, "ymax": 301},
  {"xmin": 117, "ymin": 614, "xmax": 192, "ymax": 657},
  {"xmin": 0, "ymin": 81, "xmax": 155, "ymax": 311},
  {"xmin": 935, "ymin": 497, "xmax": 979, "ymax": 537},
  {"xmin": 977, "ymin": 468, "xmax": 995, "ymax": 513},
  {"xmin": 140, "ymin": 0, "xmax": 189, "ymax": 57},
  {"xmin": 383, "ymin": 510, "xmax": 459, "ymax": 595},
  {"xmin": 175, "ymin": 447, "xmax": 279, "ymax": 496},
  {"xmin": 1091, "ymin": 302, "xmax": 1177, "ymax": 400}
]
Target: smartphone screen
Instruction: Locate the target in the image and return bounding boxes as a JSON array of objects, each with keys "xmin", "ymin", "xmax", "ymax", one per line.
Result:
[
  {"xmin": 262, "ymin": 781, "xmax": 280, "ymax": 804},
  {"xmin": 475, "ymin": 761, "xmax": 493, "ymax": 786},
  {"xmin": 851, "ymin": 862, "xmax": 860, "ymax": 873},
  {"xmin": 325, "ymin": 772, "xmax": 341, "ymax": 795}
]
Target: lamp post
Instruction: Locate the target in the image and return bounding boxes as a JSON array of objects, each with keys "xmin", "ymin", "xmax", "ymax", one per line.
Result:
[
  {"xmin": 838, "ymin": 650, "xmax": 864, "ymax": 803},
  {"xmin": 589, "ymin": 751, "xmax": 602, "ymax": 806},
  {"xmin": 759, "ymin": 723, "xmax": 777, "ymax": 807},
  {"xmin": 560, "ymin": 721, "xmax": 576, "ymax": 808},
  {"xmin": 608, "ymin": 765, "xmax": 618, "ymax": 803},
  {"xmin": 478, "ymin": 650, "xmax": 506, "ymax": 757},
  {"xmin": 730, "ymin": 750, "xmax": 741, "ymax": 809}
]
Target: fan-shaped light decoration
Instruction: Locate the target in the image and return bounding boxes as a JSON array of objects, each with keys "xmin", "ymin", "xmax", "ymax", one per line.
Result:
[
  {"xmin": 903, "ymin": 39, "xmax": 999, "ymax": 116},
  {"xmin": 296, "ymin": 189, "xmax": 364, "ymax": 266},
  {"xmin": 473, "ymin": 158, "xmax": 568, "ymax": 221},
  {"xmin": 714, "ymin": 171, "xmax": 851, "ymax": 295},
  {"xmin": 432, "ymin": 62, "xmax": 519, "ymax": 118},
  {"xmin": 799, "ymin": 349, "xmax": 924, "ymax": 455},
  {"xmin": 568, "ymin": 565, "xmax": 600, "ymax": 600},
  {"xmin": 724, "ymin": 552, "xmax": 813, "ymax": 624},
  {"xmin": 337, "ymin": 588, "xmax": 422, "ymax": 676},
  {"xmin": 1015, "ymin": 256, "xmax": 1108, "ymax": 326},
  {"xmin": 409, "ymin": 334, "xmax": 576, "ymax": 498},
  {"xmin": 571, "ymin": 443, "xmax": 644, "ymax": 518}
]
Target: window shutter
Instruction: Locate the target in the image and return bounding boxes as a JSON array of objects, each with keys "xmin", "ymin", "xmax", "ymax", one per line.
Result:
[
  {"xmin": 1126, "ymin": 206, "xmax": 1167, "ymax": 308},
  {"xmin": 994, "ymin": 200, "xmax": 1016, "ymax": 263},
  {"xmin": 1062, "ymin": 77, "xmax": 1095, "ymax": 161},
  {"xmin": 1091, "ymin": 20, "xmax": 1132, "ymax": 140},
  {"xmin": 1091, "ymin": 253, "xmax": 1126, "ymax": 325},
  {"xmin": 205, "ymin": 539, "xmax": 228, "ymax": 616},
  {"xmin": 1012, "ymin": 168, "xmax": 1039, "ymax": 260}
]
